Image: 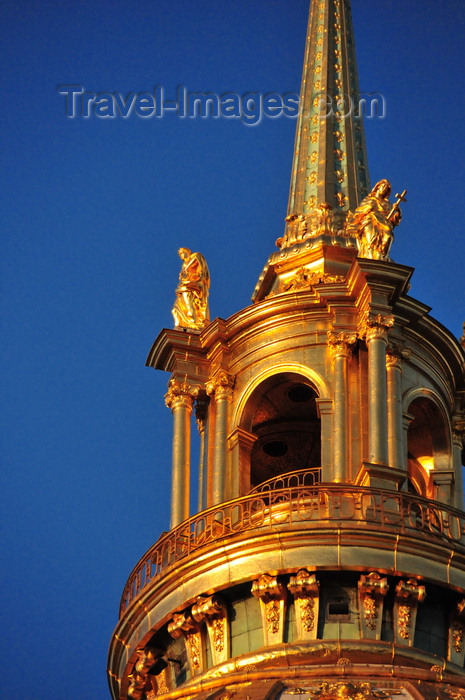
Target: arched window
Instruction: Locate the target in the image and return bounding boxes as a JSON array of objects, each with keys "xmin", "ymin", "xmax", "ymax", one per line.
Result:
[
  {"xmin": 407, "ymin": 396, "xmax": 450, "ymax": 499},
  {"xmin": 244, "ymin": 373, "xmax": 321, "ymax": 490}
]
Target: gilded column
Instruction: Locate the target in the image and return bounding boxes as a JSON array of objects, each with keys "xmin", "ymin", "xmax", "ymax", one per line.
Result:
[
  {"xmin": 165, "ymin": 379, "xmax": 198, "ymax": 528},
  {"xmin": 386, "ymin": 344, "xmax": 411, "ymax": 471},
  {"xmin": 328, "ymin": 330, "xmax": 357, "ymax": 482},
  {"xmin": 206, "ymin": 370, "xmax": 234, "ymax": 506},
  {"xmin": 362, "ymin": 314, "xmax": 394, "ymax": 465},
  {"xmin": 195, "ymin": 395, "xmax": 209, "ymax": 512}
]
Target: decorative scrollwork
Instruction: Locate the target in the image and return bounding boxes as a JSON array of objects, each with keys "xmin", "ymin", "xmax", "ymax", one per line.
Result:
[
  {"xmin": 205, "ymin": 370, "xmax": 235, "ymax": 400},
  {"xmin": 397, "ymin": 604, "xmax": 411, "ymax": 639},
  {"xmin": 164, "ymin": 378, "xmax": 199, "ymax": 411},
  {"xmin": 453, "ymin": 622, "xmax": 465, "ymax": 653}
]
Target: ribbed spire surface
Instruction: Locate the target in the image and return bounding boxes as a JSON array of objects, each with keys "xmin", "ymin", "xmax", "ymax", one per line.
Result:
[{"xmin": 288, "ymin": 0, "xmax": 370, "ymax": 217}]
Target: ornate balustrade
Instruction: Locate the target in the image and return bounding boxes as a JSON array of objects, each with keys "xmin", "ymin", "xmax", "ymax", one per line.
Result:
[
  {"xmin": 248, "ymin": 467, "xmax": 321, "ymax": 493},
  {"xmin": 120, "ymin": 485, "xmax": 465, "ymax": 616}
]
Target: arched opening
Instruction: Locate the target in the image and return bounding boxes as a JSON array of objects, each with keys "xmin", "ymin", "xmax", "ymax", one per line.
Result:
[
  {"xmin": 407, "ymin": 396, "xmax": 450, "ymax": 498},
  {"xmin": 245, "ymin": 373, "xmax": 321, "ymax": 490}
]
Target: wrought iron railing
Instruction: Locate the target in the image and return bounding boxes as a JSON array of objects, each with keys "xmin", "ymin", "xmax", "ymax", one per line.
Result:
[
  {"xmin": 248, "ymin": 467, "xmax": 321, "ymax": 494},
  {"xmin": 119, "ymin": 485, "xmax": 465, "ymax": 616}
]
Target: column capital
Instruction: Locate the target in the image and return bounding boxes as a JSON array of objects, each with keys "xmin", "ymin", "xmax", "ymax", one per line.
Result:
[
  {"xmin": 327, "ymin": 329, "xmax": 357, "ymax": 358},
  {"xmin": 164, "ymin": 378, "xmax": 198, "ymax": 411},
  {"xmin": 359, "ymin": 313, "xmax": 394, "ymax": 343},
  {"xmin": 452, "ymin": 414, "xmax": 465, "ymax": 447},
  {"xmin": 194, "ymin": 394, "xmax": 209, "ymax": 432},
  {"xmin": 206, "ymin": 369, "xmax": 235, "ymax": 400},
  {"xmin": 386, "ymin": 341, "xmax": 411, "ymax": 368}
]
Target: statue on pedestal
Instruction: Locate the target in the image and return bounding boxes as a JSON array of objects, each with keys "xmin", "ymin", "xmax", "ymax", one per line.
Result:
[
  {"xmin": 172, "ymin": 248, "xmax": 210, "ymax": 330},
  {"xmin": 345, "ymin": 179, "xmax": 406, "ymax": 260}
]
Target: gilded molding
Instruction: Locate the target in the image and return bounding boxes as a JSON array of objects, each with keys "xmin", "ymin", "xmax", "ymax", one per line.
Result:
[
  {"xmin": 358, "ymin": 572, "xmax": 388, "ymax": 639},
  {"xmin": 308, "ymin": 681, "xmax": 395, "ymax": 700},
  {"xmin": 288, "ymin": 569, "xmax": 320, "ymax": 639},
  {"xmin": 393, "ymin": 578, "xmax": 426, "ymax": 646},
  {"xmin": 272, "ymin": 268, "xmax": 345, "ymax": 296},
  {"xmin": 164, "ymin": 378, "xmax": 198, "ymax": 411},
  {"xmin": 206, "ymin": 370, "xmax": 235, "ymax": 401}
]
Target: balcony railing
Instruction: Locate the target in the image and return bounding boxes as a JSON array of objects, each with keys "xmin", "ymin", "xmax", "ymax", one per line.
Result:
[
  {"xmin": 119, "ymin": 483, "xmax": 465, "ymax": 616},
  {"xmin": 248, "ymin": 467, "xmax": 321, "ymax": 494}
]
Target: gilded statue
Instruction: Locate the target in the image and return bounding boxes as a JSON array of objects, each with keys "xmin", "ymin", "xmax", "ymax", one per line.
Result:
[
  {"xmin": 345, "ymin": 179, "xmax": 406, "ymax": 260},
  {"xmin": 172, "ymin": 248, "xmax": 210, "ymax": 330}
]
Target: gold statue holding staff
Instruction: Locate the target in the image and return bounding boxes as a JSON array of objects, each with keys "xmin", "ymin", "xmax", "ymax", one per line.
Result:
[
  {"xmin": 346, "ymin": 179, "xmax": 406, "ymax": 260},
  {"xmin": 172, "ymin": 247, "xmax": 210, "ymax": 330}
]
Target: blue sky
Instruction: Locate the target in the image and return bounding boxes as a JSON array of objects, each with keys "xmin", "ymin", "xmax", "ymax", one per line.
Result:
[{"xmin": 2, "ymin": 1, "xmax": 464, "ymax": 698}]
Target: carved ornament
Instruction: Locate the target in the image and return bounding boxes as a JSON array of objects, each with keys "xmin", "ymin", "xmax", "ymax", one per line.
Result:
[
  {"xmin": 452, "ymin": 416, "xmax": 465, "ymax": 447},
  {"xmin": 205, "ymin": 370, "xmax": 235, "ymax": 400},
  {"xmin": 164, "ymin": 378, "xmax": 199, "ymax": 411},
  {"xmin": 308, "ymin": 682, "xmax": 393, "ymax": 700},
  {"xmin": 358, "ymin": 572, "xmax": 388, "ymax": 636},
  {"xmin": 445, "ymin": 687, "xmax": 465, "ymax": 700},
  {"xmin": 192, "ymin": 594, "xmax": 229, "ymax": 664},
  {"xmin": 288, "ymin": 570, "xmax": 320, "ymax": 636},
  {"xmin": 386, "ymin": 342, "xmax": 411, "ymax": 367},
  {"xmin": 328, "ymin": 330, "xmax": 357, "ymax": 358},
  {"xmin": 252, "ymin": 573, "xmax": 285, "ymax": 602},
  {"xmin": 167, "ymin": 611, "xmax": 197, "ymax": 639},
  {"xmin": 272, "ymin": 268, "xmax": 345, "ymax": 297},
  {"xmin": 452, "ymin": 622, "xmax": 465, "ymax": 653},
  {"xmin": 359, "ymin": 313, "xmax": 394, "ymax": 343},
  {"xmin": 394, "ymin": 578, "xmax": 426, "ymax": 644},
  {"xmin": 128, "ymin": 648, "xmax": 158, "ymax": 700},
  {"xmin": 185, "ymin": 633, "xmax": 201, "ymax": 671},
  {"xmin": 252, "ymin": 574, "xmax": 287, "ymax": 644}
]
